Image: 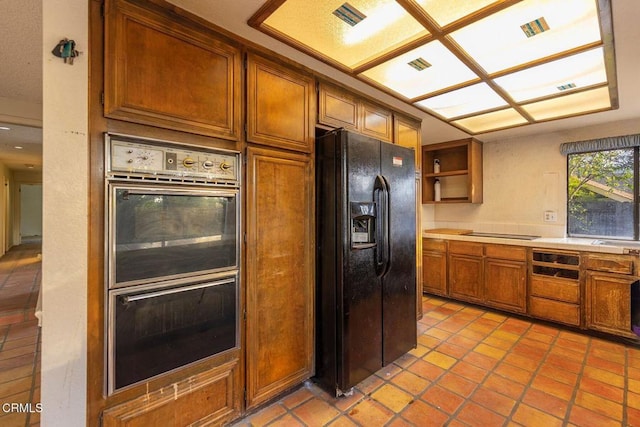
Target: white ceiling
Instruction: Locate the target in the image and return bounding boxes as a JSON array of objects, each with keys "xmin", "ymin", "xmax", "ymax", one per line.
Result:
[
  {"xmin": 0, "ymin": 0, "xmax": 42, "ymax": 172},
  {"xmin": 1, "ymin": 0, "xmax": 639, "ymax": 173}
]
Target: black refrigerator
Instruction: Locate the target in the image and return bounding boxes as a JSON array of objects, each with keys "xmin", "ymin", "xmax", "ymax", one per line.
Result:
[{"xmin": 315, "ymin": 129, "xmax": 417, "ymax": 396}]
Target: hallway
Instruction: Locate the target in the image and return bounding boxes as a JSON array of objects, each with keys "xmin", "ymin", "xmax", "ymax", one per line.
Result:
[{"xmin": 0, "ymin": 242, "xmax": 41, "ymax": 427}]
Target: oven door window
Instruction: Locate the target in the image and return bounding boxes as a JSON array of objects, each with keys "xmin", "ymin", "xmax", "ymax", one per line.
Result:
[
  {"xmin": 110, "ymin": 277, "xmax": 237, "ymax": 393},
  {"xmin": 111, "ymin": 186, "xmax": 238, "ymax": 287}
]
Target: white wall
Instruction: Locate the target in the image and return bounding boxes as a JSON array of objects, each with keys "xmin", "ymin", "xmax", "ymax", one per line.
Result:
[
  {"xmin": 41, "ymin": 0, "xmax": 88, "ymax": 425},
  {"xmin": 423, "ymin": 118, "xmax": 640, "ymax": 237}
]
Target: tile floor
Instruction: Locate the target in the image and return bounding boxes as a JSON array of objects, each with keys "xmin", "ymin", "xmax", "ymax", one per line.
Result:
[
  {"xmin": 1, "ymin": 241, "xmax": 640, "ymax": 427},
  {"xmin": 236, "ymin": 296, "xmax": 640, "ymax": 427},
  {"xmin": 0, "ymin": 242, "xmax": 42, "ymax": 427}
]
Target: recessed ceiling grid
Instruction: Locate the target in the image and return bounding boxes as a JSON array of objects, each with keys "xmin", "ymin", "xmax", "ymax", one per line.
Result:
[{"xmin": 249, "ymin": 0, "xmax": 617, "ymax": 135}]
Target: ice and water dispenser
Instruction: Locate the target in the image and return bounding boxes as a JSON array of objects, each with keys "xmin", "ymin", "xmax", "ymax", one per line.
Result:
[{"xmin": 350, "ymin": 202, "xmax": 376, "ymax": 248}]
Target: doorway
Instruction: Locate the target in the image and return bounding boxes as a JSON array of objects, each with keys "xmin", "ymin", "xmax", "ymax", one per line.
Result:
[{"xmin": 19, "ymin": 183, "xmax": 42, "ymax": 244}]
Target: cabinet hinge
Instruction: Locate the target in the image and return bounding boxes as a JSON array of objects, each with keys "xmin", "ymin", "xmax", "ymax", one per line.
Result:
[
  {"xmin": 100, "ymin": 92, "xmax": 105, "ymax": 106},
  {"xmin": 243, "ymin": 309, "xmax": 247, "ymax": 321}
]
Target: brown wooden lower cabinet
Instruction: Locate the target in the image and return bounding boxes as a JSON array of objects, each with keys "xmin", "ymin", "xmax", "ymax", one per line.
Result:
[
  {"xmin": 449, "ymin": 254, "xmax": 483, "ymax": 303},
  {"xmin": 529, "ymin": 249, "xmax": 581, "ymax": 327},
  {"xmin": 585, "ymin": 271, "xmax": 638, "ymax": 338},
  {"xmin": 102, "ymin": 360, "xmax": 241, "ymax": 426},
  {"xmin": 245, "ymin": 146, "xmax": 314, "ymax": 409},
  {"xmin": 422, "ymin": 239, "xmax": 447, "ymax": 296},
  {"xmin": 423, "ymin": 238, "xmax": 640, "ymax": 340},
  {"xmin": 484, "ymin": 258, "xmax": 526, "ymax": 313}
]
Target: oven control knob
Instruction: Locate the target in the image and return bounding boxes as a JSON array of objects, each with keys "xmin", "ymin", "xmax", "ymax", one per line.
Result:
[
  {"xmin": 202, "ymin": 160, "xmax": 214, "ymax": 169},
  {"xmin": 183, "ymin": 157, "xmax": 196, "ymax": 168},
  {"xmin": 220, "ymin": 162, "xmax": 231, "ymax": 171}
]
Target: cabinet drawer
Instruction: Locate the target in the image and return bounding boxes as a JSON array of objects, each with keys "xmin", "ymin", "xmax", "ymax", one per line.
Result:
[
  {"xmin": 423, "ymin": 239, "xmax": 446, "ymax": 252},
  {"xmin": 529, "ymin": 296, "xmax": 580, "ymax": 326},
  {"xmin": 485, "ymin": 244, "xmax": 526, "ymax": 261},
  {"xmin": 530, "ymin": 277, "xmax": 580, "ymax": 304},
  {"xmin": 584, "ymin": 254, "xmax": 634, "ymax": 275},
  {"xmin": 449, "ymin": 241, "xmax": 483, "ymax": 257}
]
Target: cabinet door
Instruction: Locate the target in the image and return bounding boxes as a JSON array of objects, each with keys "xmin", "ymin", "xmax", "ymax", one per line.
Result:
[
  {"xmin": 449, "ymin": 254, "xmax": 483, "ymax": 303},
  {"xmin": 318, "ymin": 83, "xmax": 359, "ymax": 131},
  {"xmin": 394, "ymin": 115, "xmax": 421, "ymax": 171},
  {"xmin": 245, "ymin": 147, "xmax": 314, "ymax": 409},
  {"xmin": 104, "ymin": 2, "xmax": 241, "ymax": 139},
  {"xmin": 246, "ymin": 54, "xmax": 315, "ymax": 153},
  {"xmin": 585, "ymin": 272, "xmax": 637, "ymax": 338},
  {"xmin": 360, "ymin": 101, "xmax": 392, "ymax": 142},
  {"xmin": 423, "ymin": 251, "xmax": 447, "ymax": 296},
  {"xmin": 484, "ymin": 259, "xmax": 526, "ymax": 313}
]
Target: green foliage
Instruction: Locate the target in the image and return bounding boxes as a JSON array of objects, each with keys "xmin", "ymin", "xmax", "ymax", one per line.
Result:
[
  {"xmin": 568, "ymin": 148, "xmax": 634, "ymax": 236},
  {"xmin": 568, "ymin": 149, "xmax": 633, "ymax": 202}
]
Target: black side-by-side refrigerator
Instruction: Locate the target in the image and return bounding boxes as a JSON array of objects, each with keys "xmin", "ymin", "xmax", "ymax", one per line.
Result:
[{"xmin": 315, "ymin": 128, "xmax": 417, "ymax": 396}]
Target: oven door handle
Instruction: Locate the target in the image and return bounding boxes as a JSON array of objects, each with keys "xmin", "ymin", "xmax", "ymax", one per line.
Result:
[
  {"xmin": 121, "ymin": 278, "xmax": 235, "ymax": 303},
  {"xmin": 121, "ymin": 189, "xmax": 238, "ymax": 198}
]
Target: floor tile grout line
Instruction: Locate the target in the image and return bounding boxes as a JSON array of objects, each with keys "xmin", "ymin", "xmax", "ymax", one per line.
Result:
[
  {"xmin": 24, "ymin": 326, "xmax": 41, "ymax": 427},
  {"xmin": 439, "ymin": 308, "xmax": 523, "ymax": 425},
  {"xmin": 506, "ymin": 321, "xmax": 568, "ymax": 425}
]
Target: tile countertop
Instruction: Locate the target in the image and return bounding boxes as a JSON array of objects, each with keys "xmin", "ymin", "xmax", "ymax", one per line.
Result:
[{"xmin": 422, "ymin": 231, "xmax": 640, "ymax": 255}]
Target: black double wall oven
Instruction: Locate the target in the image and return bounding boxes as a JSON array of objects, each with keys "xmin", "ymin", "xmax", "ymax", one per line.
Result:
[{"xmin": 104, "ymin": 134, "xmax": 240, "ymax": 395}]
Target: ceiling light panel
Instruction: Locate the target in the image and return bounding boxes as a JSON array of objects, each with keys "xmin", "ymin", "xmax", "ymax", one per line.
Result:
[
  {"xmin": 452, "ymin": 108, "xmax": 529, "ymax": 133},
  {"xmin": 494, "ymin": 48, "xmax": 607, "ymax": 102},
  {"xmin": 449, "ymin": 0, "xmax": 602, "ymax": 73},
  {"xmin": 262, "ymin": 0, "xmax": 429, "ymax": 69},
  {"xmin": 522, "ymin": 86, "xmax": 611, "ymax": 120},
  {"xmin": 413, "ymin": 0, "xmax": 500, "ymax": 27},
  {"xmin": 415, "ymin": 83, "xmax": 508, "ymax": 119},
  {"xmin": 360, "ymin": 40, "xmax": 478, "ymax": 99}
]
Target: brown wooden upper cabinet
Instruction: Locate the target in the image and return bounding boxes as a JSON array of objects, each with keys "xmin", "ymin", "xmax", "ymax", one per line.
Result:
[
  {"xmin": 246, "ymin": 53, "xmax": 315, "ymax": 153},
  {"xmin": 422, "ymin": 138, "xmax": 483, "ymax": 204},
  {"xmin": 104, "ymin": 0, "xmax": 242, "ymax": 140},
  {"xmin": 318, "ymin": 83, "xmax": 393, "ymax": 142},
  {"xmin": 394, "ymin": 114, "xmax": 422, "ymax": 171}
]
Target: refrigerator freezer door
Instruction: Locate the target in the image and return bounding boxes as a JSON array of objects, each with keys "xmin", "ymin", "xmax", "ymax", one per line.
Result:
[
  {"xmin": 380, "ymin": 142, "xmax": 417, "ymax": 364},
  {"xmin": 340, "ymin": 131, "xmax": 384, "ymax": 391}
]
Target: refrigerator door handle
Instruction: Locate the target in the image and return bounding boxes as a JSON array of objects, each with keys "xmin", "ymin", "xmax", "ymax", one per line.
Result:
[
  {"xmin": 373, "ymin": 175, "xmax": 389, "ymax": 277},
  {"xmin": 381, "ymin": 175, "xmax": 391, "ymax": 276}
]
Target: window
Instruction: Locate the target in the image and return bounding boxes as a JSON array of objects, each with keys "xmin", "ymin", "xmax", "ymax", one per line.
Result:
[{"xmin": 567, "ymin": 148, "xmax": 637, "ymax": 239}]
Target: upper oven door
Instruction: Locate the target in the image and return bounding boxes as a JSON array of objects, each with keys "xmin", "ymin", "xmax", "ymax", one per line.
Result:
[{"xmin": 107, "ymin": 183, "xmax": 239, "ymax": 288}]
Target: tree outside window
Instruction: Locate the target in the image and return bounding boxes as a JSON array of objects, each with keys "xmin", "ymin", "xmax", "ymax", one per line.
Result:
[{"xmin": 567, "ymin": 148, "xmax": 635, "ymax": 239}]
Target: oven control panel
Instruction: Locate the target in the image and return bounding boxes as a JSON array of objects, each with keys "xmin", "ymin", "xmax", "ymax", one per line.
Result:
[{"xmin": 107, "ymin": 136, "xmax": 239, "ymax": 183}]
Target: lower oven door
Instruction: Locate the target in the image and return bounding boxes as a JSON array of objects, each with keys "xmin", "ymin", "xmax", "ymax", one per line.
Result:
[{"xmin": 107, "ymin": 273, "xmax": 238, "ymax": 394}]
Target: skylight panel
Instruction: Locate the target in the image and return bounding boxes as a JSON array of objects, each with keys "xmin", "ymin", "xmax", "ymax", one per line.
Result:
[
  {"xmin": 359, "ymin": 40, "xmax": 478, "ymax": 100},
  {"xmin": 449, "ymin": 0, "xmax": 602, "ymax": 73},
  {"xmin": 415, "ymin": 83, "xmax": 508, "ymax": 119},
  {"xmin": 494, "ymin": 48, "xmax": 607, "ymax": 102}
]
